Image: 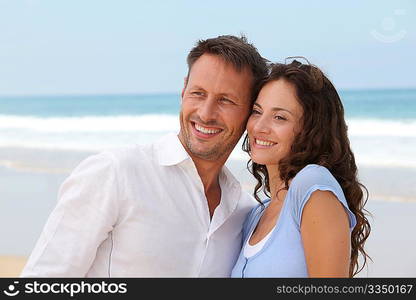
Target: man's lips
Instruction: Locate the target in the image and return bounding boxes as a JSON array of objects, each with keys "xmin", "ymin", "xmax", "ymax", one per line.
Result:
[{"xmin": 191, "ymin": 121, "xmax": 223, "ymax": 138}]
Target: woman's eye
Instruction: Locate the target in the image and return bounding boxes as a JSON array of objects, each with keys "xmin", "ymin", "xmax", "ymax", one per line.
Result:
[
  {"xmin": 275, "ymin": 115, "xmax": 287, "ymax": 121},
  {"xmin": 251, "ymin": 109, "xmax": 261, "ymax": 115}
]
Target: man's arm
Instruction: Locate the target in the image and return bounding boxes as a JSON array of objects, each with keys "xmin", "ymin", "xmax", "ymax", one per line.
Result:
[{"xmin": 21, "ymin": 152, "xmax": 119, "ymax": 277}]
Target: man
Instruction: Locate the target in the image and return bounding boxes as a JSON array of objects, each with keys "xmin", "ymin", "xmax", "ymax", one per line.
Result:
[{"xmin": 21, "ymin": 35, "xmax": 268, "ymax": 277}]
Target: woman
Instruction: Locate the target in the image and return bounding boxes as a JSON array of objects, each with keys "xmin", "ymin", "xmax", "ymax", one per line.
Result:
[{"xmin": 231, "ymin": 58, "xmax": 371, "ymax": 278}]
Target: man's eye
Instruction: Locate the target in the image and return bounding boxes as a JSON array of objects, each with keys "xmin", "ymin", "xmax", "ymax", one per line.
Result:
[
  {"xmin": 275, "ymin": 115, "xmax": 287, "ymax": 121},
  {"xmin": 192, "ymin": 91, "xmax": 204, "ymax": 96},
  {"xmin": 220, "ymin": 97, "xmax": 234, "ymax": 104}
]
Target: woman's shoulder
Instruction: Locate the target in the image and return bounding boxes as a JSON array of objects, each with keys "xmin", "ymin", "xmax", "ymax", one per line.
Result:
[
  {"xmin": 287, "ymin": 164, "xmax": 356, "ymax": 229},
  {"xmin": 287, "ymin": 164, "xmax": 345, "ymax": 212},
  {"xmin": 290, "ymin": 164, "xmax": 340, "ymax": 191},
  {"xmin": 294, "ymin": 163, "xmax": 333, "ymax": 179}
]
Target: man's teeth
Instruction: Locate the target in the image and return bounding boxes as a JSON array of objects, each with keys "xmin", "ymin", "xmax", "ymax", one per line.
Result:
[
  {"xmin": 255, "ymin": 139, "xmax": 276, "ymax": 146},
  {"xmin": 195, "ymin": 124, "xmax": 221, "ymax": 134}
]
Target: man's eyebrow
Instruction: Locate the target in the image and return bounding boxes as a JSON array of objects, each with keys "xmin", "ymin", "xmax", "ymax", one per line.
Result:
[
  {"xmin": 189, "ymin": 86, "xmax": 239, "ymax": 101},
  {"xmin": 253, "ymin": 102, "xmax": 294, "ymax": 115},
  {"xmin": 219, "ymin": 92, "xmax": 239, "ymax": 101},
  {"xmin": 189, "ymin": 85, "xmax": 207, "ymax": 92}
]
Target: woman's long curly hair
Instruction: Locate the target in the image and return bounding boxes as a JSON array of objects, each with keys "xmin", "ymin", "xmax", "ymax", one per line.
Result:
[{"xmin": 243, "ymin": 58, "xmax": 372, "ymax": 277}]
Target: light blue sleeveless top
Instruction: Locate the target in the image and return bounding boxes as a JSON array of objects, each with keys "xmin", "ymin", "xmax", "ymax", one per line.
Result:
[{"xmin": 231, "ymin": 164, "xmax": 357, "ymax": 278}]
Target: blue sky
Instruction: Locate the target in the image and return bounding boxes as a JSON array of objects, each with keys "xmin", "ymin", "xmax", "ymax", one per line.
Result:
[{"xmin": 0, "ymin": 0, "xmax": 414, "ymax": 95}]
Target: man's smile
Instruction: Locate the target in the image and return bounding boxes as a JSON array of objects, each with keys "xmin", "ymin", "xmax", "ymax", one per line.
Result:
[{"xmin": 191, "ymin": 121, "xmax": 223, "ymax": 139}]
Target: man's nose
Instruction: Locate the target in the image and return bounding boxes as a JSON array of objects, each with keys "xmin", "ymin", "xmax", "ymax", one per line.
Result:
[{"xmin": 198, "ymin": 97, "xmax": 218, "ymax": 123}]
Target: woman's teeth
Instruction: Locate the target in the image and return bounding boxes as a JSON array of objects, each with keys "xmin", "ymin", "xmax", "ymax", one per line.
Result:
[
  {"xmin": 255, "ymin": 138, "xmax": 276, "ymax": 146},
  {"xmin": 195, "ymin": 123, "xmax": 221, "ymax": 134}
]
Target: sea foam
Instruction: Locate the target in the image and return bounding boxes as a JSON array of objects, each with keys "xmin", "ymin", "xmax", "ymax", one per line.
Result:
[
  {"xmin": 0, "ymin": 115, "xmax": 415, "ymax": 168},
  {"xmin": 0, "ymin": 114, "xmax": 180, "ymax": 132}
]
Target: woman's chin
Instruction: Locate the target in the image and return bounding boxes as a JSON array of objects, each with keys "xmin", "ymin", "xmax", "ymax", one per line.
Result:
[{"xmin": 250, "ymin": 155, "xmax": 275, "ymax": 166}]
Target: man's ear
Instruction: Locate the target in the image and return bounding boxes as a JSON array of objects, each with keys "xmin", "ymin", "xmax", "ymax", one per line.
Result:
[{"xmin": 181, "ymin": 76, "xmax": 188, "ymax": 99}]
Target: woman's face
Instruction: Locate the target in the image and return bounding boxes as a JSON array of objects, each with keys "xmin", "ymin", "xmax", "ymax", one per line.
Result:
[{"xmin": 247, "ymin": 79, "xmax": 303, "ymax": 166}]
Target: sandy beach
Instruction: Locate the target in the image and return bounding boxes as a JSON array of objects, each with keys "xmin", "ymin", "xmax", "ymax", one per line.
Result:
[
  {"xmin": 0, "ymin": 256, "xmax": 27, "ymax": 277},
  {"xmin": 1, "ymin": 148, "xmax": 416, "ymax": 277}
]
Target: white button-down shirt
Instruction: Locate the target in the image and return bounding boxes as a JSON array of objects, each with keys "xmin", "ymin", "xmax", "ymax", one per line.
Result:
[{"xmin": 21, "ymin": 133, "xmax": 256, "ymax": 277}]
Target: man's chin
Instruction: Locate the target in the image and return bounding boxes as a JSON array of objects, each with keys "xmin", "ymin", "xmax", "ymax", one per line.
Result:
[
  {"xmin": 180, "ymin": 130, "xmax": 237, "ymax": 161},
  {"xmin": 188, "ymin": 142, "xmax": 231, "ymax": 161},
  {"xmin": 189, "ymin": 147, "xmax": 221, "ymax": 161}
]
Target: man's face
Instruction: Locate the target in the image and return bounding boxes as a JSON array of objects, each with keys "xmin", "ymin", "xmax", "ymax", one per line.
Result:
[{"xmin": 179, "ymin": 54, "xmax": 253, "ymax": 161}]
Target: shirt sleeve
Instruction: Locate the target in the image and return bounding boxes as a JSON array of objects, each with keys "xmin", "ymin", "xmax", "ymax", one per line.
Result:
[
  {"xmin": 290, "ymin": 165, "xmax": 357, "ymax": 231},
  {"xmin": 20, "ymin": 152, "xmax": 120, "ymax": 277}
]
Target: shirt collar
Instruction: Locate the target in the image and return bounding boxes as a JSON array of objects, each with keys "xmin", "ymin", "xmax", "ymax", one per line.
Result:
[
  {"xmin": 220, "ymin": 164, "xmax": 240, "ymax": 190},
  {"xmin": 154, "ymin": 132, "xmax": 190, "ymax": 166},
  {"xmin": 154, "ymin": 133, "xmax": 240, "ymax": 189}
]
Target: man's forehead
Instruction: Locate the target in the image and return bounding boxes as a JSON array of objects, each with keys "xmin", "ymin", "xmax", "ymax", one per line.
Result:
[
  {"xmin": 189, "ymin": 53, "xmax": 251, "ymax": 76},
  {"xmin": 186, "ymin": 54, "xmax": 253, "ymax": 97}
]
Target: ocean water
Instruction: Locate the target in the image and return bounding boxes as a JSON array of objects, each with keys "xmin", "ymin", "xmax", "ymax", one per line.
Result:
[{"xmin": 0, "ymin": 89, "xmax": 415, "ymax": 168}]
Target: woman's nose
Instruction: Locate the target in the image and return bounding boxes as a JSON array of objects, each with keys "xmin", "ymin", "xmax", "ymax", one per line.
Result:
[{"xmin": 252, "ymin": 115, "xmax": 271, "ymax": 134}]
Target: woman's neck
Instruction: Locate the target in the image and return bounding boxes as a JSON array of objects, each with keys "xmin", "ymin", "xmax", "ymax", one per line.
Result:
[{"xmin": 266, "ymin": 164, "xmax": 286, "ymax": 202}]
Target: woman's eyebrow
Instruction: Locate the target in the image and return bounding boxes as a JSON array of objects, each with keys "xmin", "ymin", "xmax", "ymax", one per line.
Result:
[{"xmin": 253, "ymin": 102, "xmax": 294, "ymax": 115}]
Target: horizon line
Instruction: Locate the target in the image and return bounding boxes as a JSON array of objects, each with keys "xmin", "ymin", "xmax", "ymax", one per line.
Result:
[{"xmin": 1, "ymin": 86, "xmax": 416, "ymax": 98}]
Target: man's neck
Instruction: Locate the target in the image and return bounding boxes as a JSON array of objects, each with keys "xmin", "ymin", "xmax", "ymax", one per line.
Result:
[
  {"xmin": 192, "ymin": 155, "xmax": 226, "ymax": 192},
  {"xmin": 192, "ymin": 155, "xmax": 228, "ymax": 219},
  {"xmin": 176, "ymin": 134, "xmax": 230, "ymax": 217}
]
